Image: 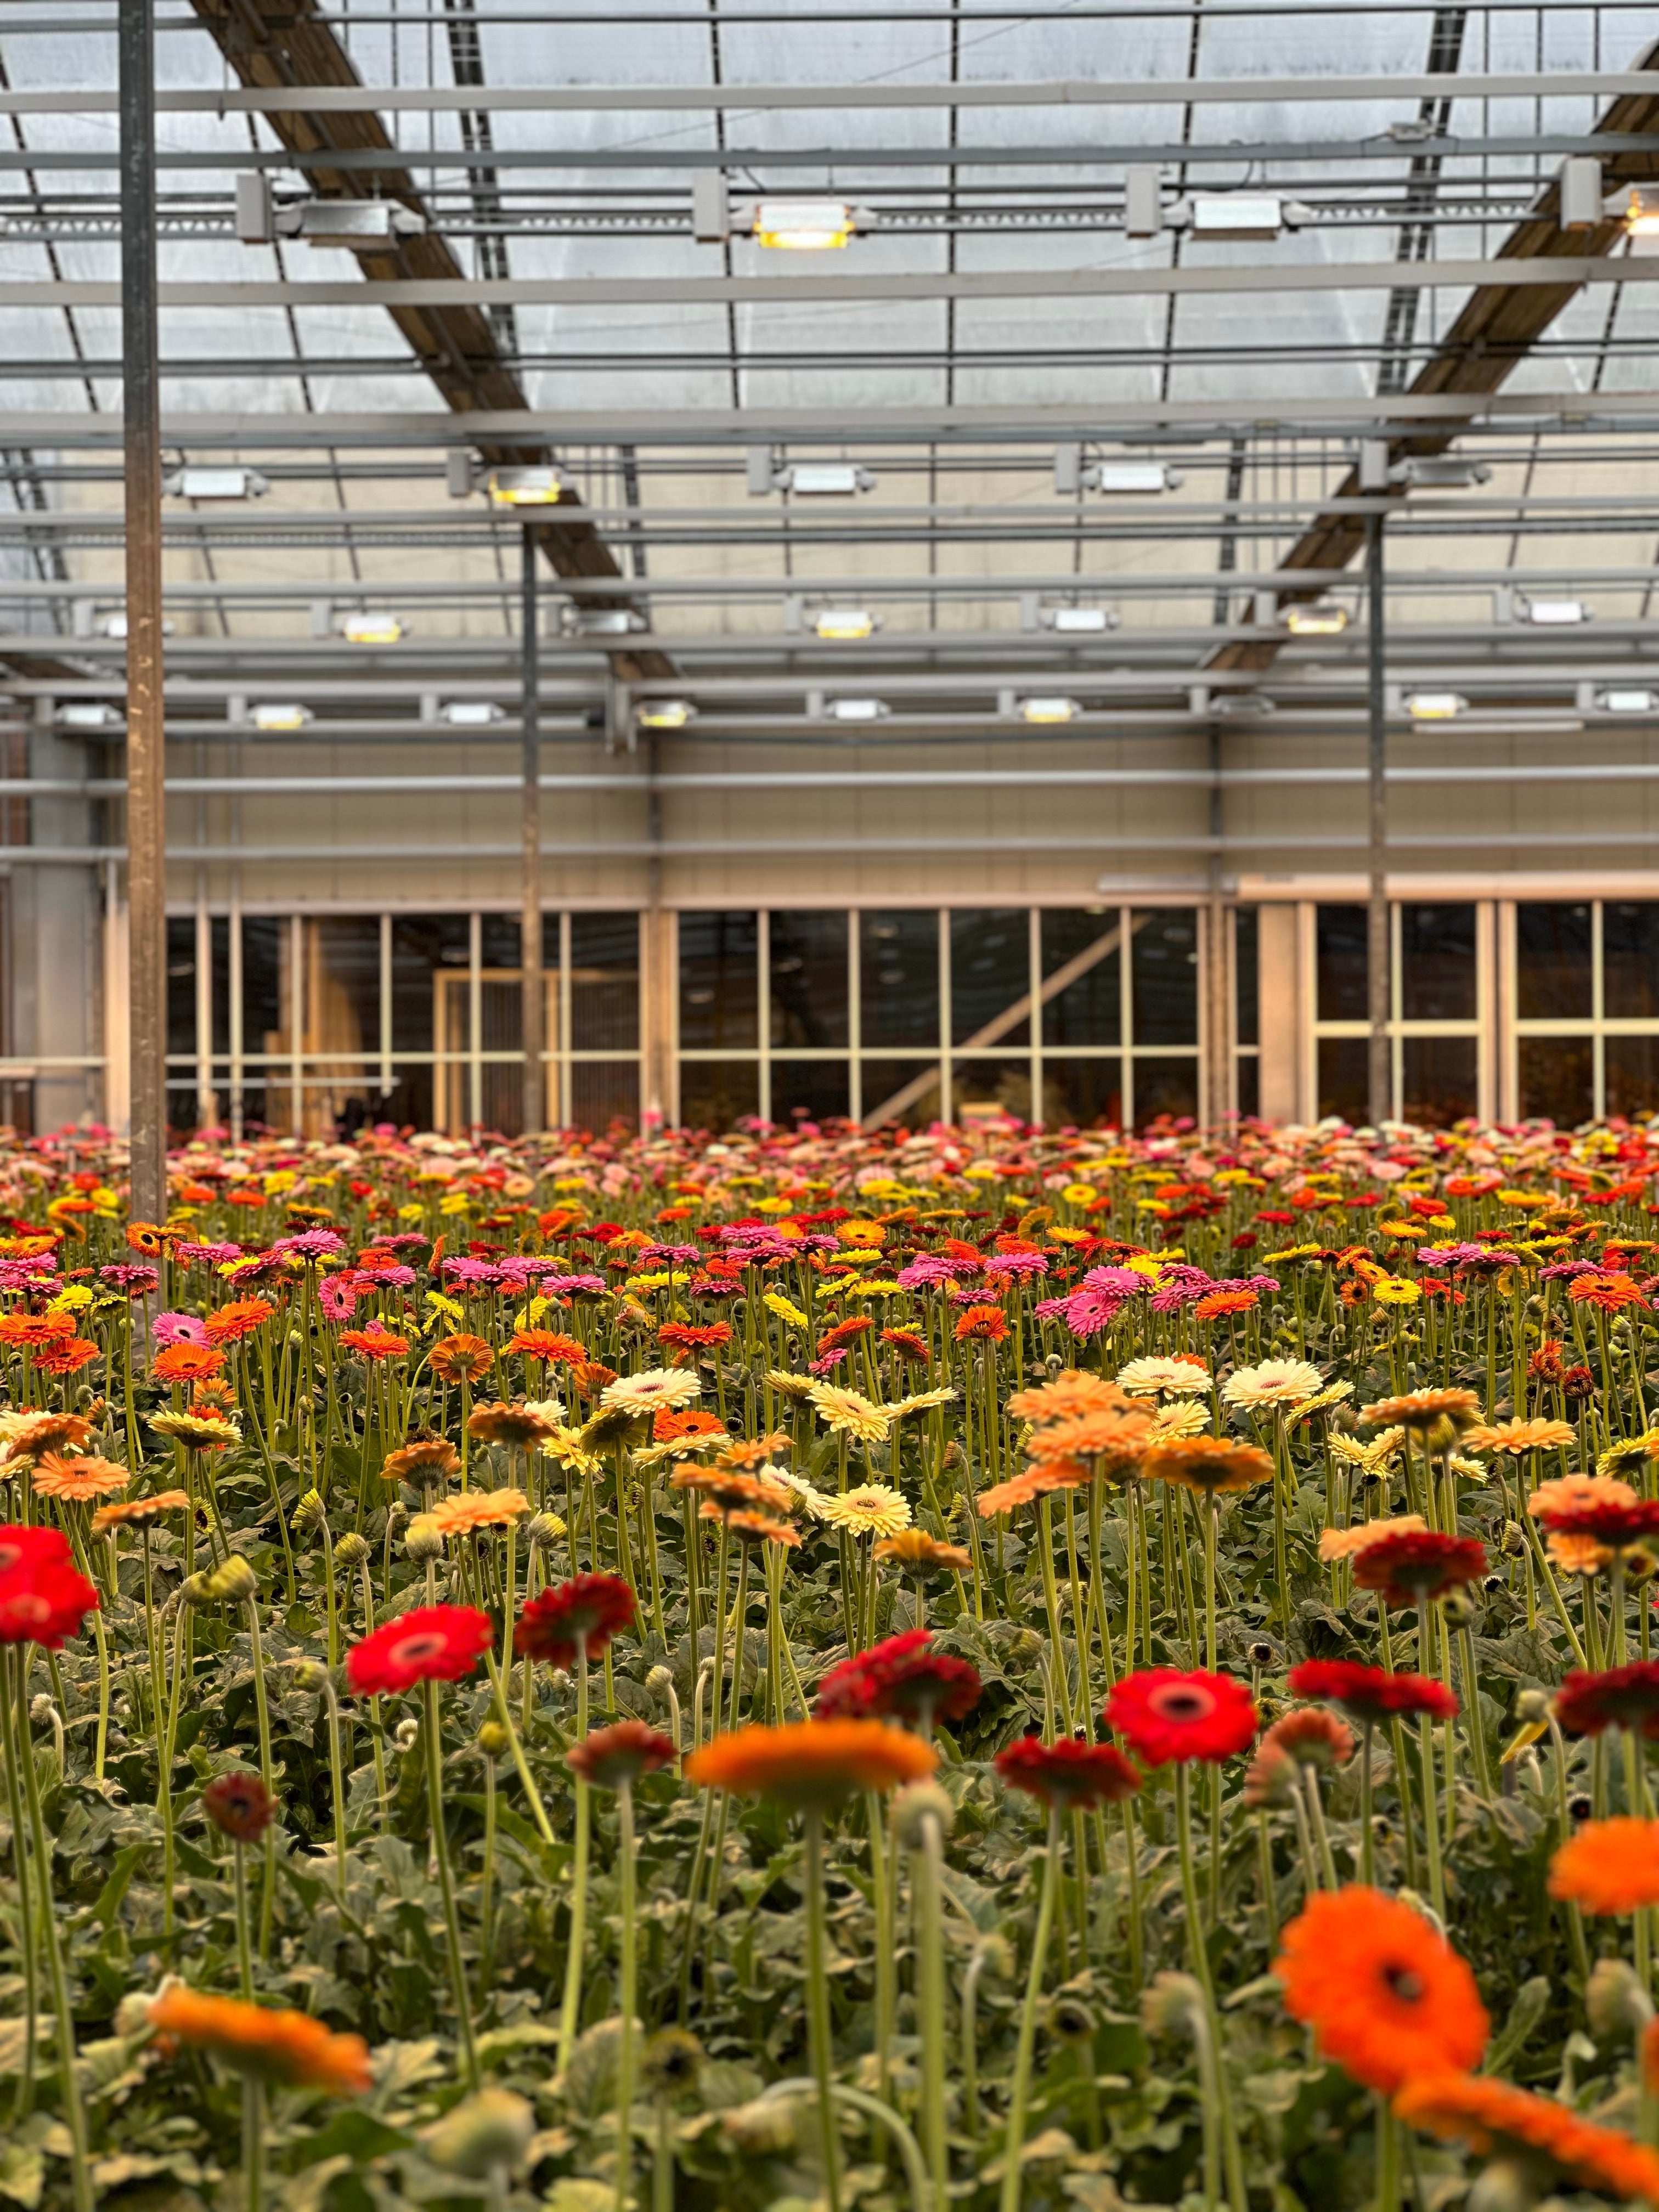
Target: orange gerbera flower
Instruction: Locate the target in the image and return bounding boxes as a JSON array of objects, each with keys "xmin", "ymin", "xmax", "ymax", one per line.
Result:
[
  {"xmin": 507, "ymin": 1328, "xmax": 586, "ymax": 1365},
  {"xmin": 954, "ymin": 1304, "xmax": 1008, "ymax": 1343},
  {"xmin": 147, "ymin": 1987, "xmax": 370, "ymax": 2094},
  {"xmin": 1318, "ymin": 1513, "xmax": 1428, "ymax": 1563},
  {"xmin": 1007, "ymin": 1372, "xmax": 1132, "ymax": 1421},
  {"xmin": 91, "ymin": 1488, "xmax": 190, "ymax": 1533},
  {"xmin": 655, "ymin": 1408, "xmax": 727, "ymax": 1444},
  {"xmin": 429, "ymin": 1333, "xmax": 493, "ymax": 1385},
  {"xmin": 685, "ymin": 1718, "xmax": 935, "ymax": 1811},
  {"xmin": 34, "ymin": 1338, "xmax": 100, "ymax": 1378},
  {"xmin": 1395, "ymin": 2070, "xmax": 1659, "ymax": 2203},
  {"xmin": 31, "ymin": 1453, "xmax": 129, "ymax": 1502},
  {"xmin": 204, "ymin": 1297, "xmax": 276, "ymax": 1344},
  {"xmin": 153, "ymin": 1342, "xmax": 227, "ymax": 1385},
  {"xmin": 0, "ymin": 1311, "xmax": 76, "ymax": 1348},
  {"xmin": 1275, "ymin": 1886, "xmax": 1488, "ymax": 2094},
  {"xmin": 429, "ymin": 1487, "xmax": 530, "ymax": 1537},
  {"xmin": 1548, "ymin": 1817, "xmax": 1659, "ymax": 1914},
  {"xmin": 380, "ymin": 1438, "xmax": 461, "ymax": 1489},
  {"xmin": 872, "ymin": 1528, "xmax": 973, "ymax": 1572},
  {"xmin": 338, "ymin": 1326, "xmax": 409, "ymax": 1363},
  {"xmin": 1358, "ymin": 1388, "xmax": 1482, "ymax": 1431},
  {"xmin": 1146, "ymin": 1436, "xmax": 1274, "ymax": 1496},
  {"xmin": 1194, "ymin": 1289, "xmax": 1260, "ymax": 1321},
  {"xmin": 978, "ymin": 1468, "xmax": 1069, "ymax": 1517}
]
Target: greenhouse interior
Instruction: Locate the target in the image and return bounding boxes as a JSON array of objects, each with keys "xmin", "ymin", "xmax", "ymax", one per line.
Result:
[{"xmin": 8, "ymin": 5, "xmax": 1659, "ymax": 2211}]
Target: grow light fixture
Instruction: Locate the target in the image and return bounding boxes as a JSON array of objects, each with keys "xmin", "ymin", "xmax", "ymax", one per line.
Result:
[
  {"xmin": 781, "ymin": 462, "xmax": 876, "ymax": 496},
  {"xmin": 1521, "ymin": 597, "xmax": 1590, "ymax": 626},
  {"xmin": 281, "ymin": 198, "xmax": 426, "ymax": 249},
  {"xmin": 1020, "ymin": 696, "xmax": 1081, "ymax": 724},
  {"xmin": 823, "ymin": 697, "xmax": 889, "ymax": 722},
  {"xmin": 250, "ymin": 703, "xmax": 313, "ymax": 732},
  {"xmin": 1283, "ymin": 601, "xmax": 1349, "ymax": 637},
  {"xmin": 637, "ymin": 699, "xmax": 696, "ymax": 730},
  {"xmin": 340, "ymin": 612, "xmax": 405, "ymax": 646},
  {"xmin": 813, "ymin": 608, "xmax": 879, "ymax": 641},
  {"xmin": 163, "ymin": 466, "xmax": 268, "ymax": 501},
  {"xmin": 752, "ymin": 199, "xmax": 866, "ymax": 250},
  {"xmin": 1042, "ymin": 606, "xmax": 1118, "ymax": 634},
  {"xmin": 487, "ymin": 466, "xmax": 573, "ymax": 507},
  {"xmin": 1598, "ymin": 687, "xmax": 1659, "ymax": 714},
  {"xmin": 1404, "ymin": 691, "xmax": 1468, "ymax": 721},
  {"xmin": 443, "ymin": 702, "xmax": 506, "ymax": 727},
  {"xmin": 563, "ymin": 608, "xmax": 645, "ymax": 637},
  {"xmin": 101, "ymin": 612, "xmax": 174, "ymax": 641},
  {"xmin": 60, "ymin": 703, "xmax": 119, "ymax": 730},
  {"xmin": 1626, "ymin": 187, "xmax": 1659, "ymax": 237},
  {"xmin": 1394, "ymin": 456, "xmax": 1492, "ymax": 489},
  {"xmin": 1188, "ymin": 193, "xmax": 1285, "ymax": 240},
  {"xmin": 1086, "ymin": 460, "xmax": 1182, "ymax": 495}
]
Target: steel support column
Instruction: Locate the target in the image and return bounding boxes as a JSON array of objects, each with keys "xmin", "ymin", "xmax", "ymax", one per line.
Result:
[
  {"xmin": 520, "ymin": 523, "xmax": 543, "ymax": 1136},
  {"xmin": 120, "ymin": 0, "xmax": 166, "ymax": 1215},
  {"xmin": 1366, "ymin": 509, "xmax": 1390, "ymax": 1128}
]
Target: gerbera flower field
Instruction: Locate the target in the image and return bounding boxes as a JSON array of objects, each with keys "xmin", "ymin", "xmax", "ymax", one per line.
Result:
[{"xmin": 10, "ymin": 1111, "xmax": 1659, "ymax": 2211}]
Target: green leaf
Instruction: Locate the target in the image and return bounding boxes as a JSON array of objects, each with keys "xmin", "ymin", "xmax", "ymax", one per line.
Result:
[
  {"xmin": 0, "ymin": 2143, "xmax": 43, "ymax": 2211},
  {"xmin": 290, "ymin": 2109, "xmax": 413, "ymax": 2169},
  {"xmin": 93, "ymin": 1841, "xmax": 148, "ymax": 1929}
]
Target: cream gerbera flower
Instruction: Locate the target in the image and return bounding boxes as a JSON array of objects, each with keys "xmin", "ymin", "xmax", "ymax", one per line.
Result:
[
  {"xmin": 890, "ymin": 1386, "xmax": 956, "ymax": 1418},
  {"xmin": 1222, "ymin": 1359, "xmax": 1324, "ymax": 1410},
  {"xmin": 601, "ymin": 1367, "xmax": 701, "ymax": 1415},
  {"xmin": 766, "ymin": 1369, "xmax": 817, "ymax": 1401},
  {"xmin": 817, "ymin": 1485, "xmax": 912, "ymax": 1538},
  {"xmin": 1144, "ymin": 1401, "xmax": 1210, "ymax": 1446},
  {"xmin": 1116, "ymin": 1355, "xmax": 1210, "ymax": 1398},
  {"xmin": 1330, "ymin": 1427, "xmax": 1404, "ymax": 1472},
  {"xmin": 807, "ymin": 1381, "xmax": 893, "ymax": 1444}
]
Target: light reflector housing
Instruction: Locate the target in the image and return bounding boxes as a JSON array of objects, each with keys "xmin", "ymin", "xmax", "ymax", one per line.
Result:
[
  {"xmin": 1089, "ymin": 461, "xmax": 1179, "ymax": 494},
  {"xmin": 1626, "ymin": 187, "xmax": 1659, "ymax": 236},
  {"xmin": 163, "ymin": 466, "xmax": 268, "ymax": 501},
  {"xmin": 1599, "ymin": 687, "xmax": 1658, "ymax": 714},
  {"xmin": 824, "ymin": 697, "xmax": 889, "ymax": 721},
  {"xmin": 637, "ymin": 699, "xmax": 695, "ymax": 730},
  {"xmin": 1043, "ymin": 606, "xmax": 1116, "ymax": 633},
  {"xmin": 1189, "ymin": 193, "xmax": 1283, "ymax": 240},
  {"xmin": 250, "ymin": 703, "xmax": 312, "ymax": 731},
  {"xmin": 1283, "ymin": 600, "xmax": 1349, "ymax": 636},
  {"xmin": 60, "ymin": 703, "xmax": 119, "ymax": 730},
  {"xmin": 487, "ymin": 466, "xmax": 572, "ymax": 506},
  {"xmin": 340, "ymin": 612, "xmax": 405, "ymax": 646},
  {"xmin": 783, "ymin": 462, "xmax": 873, "ymax": 496},
  {"xmin": 752, "ymin": 199, "xmax": 859, "ymax": 249},
  {"xmin": 1522, "ymin": 597, "xmax": 1590, "ymax": 625},
  {"xmin": 1404, "ymin": 690, "xmax": 1468, "ymax": 721},
  {"xmin": 1019, "ymin": 696, "xmax": 1081, "ymax": 724},
  {"xmin": 813, "ymin": 608, "xmax": 878, "ymax": 640}
]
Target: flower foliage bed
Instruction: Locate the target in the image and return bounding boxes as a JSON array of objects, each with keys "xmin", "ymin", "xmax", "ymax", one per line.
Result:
[{"xmin": 7, "ymin": 1113, "xmax": 1659, "ymax": 2210}]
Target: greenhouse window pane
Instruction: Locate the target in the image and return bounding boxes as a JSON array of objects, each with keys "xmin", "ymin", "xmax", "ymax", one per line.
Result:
[
  {"xmin": 680, "ymin": 912, "xmax": 758, "ymax": 1050},
  {"xmin": 1402, "ymin": 1036, "xmax": 1477, "ymax": 1126},
  {"xmin": 951, "ymin": 909, "xmax": 1029, "ymax": 1046},
  {"xmin": 1131, "ymin": 911, "xmax": 1199, "ymax": 1045},
  {"xmin": 860, "ymin": 911, "xmax": 939, "ymax": 1048},
  {"xmin": 1519, "ymin": 1037, "xmax": 1593, "ymax": 1126},
  {"xmin": 771, "ymin": 1059, "xmax": 850, "ymax": 1124},
  {"xmin": 679, "ymin": 1059, "xmax": 758, "ymax": 1131},
  {"xmin": 1401, "ymin": 905, "xmax": 1475, "ymax": 1022},
  {"xmin": 1042, "ymin": 1056, "xmax": 1122, "ymax": 1130},
  {"xmin": 571, "ymin": 915, "xmax": 640, "ymax": 1051},
  {"xmin": 1041, "ymin": 910, "xmax": 1121, "ymax": 1047},
  {"xmin": 1317, "ymin": 907, "xmax": 1369, "ymax": 1023},
  {"xmin": 1516, "ymin": 905, "xmax": 1592, "ymax": 1020},
  {"xmin": 1604, "ymin": 904, "xmax": 1659, "ymax": 1019},
  {"xmin": 770, "ymin": 912, "xmax": 849, "ymax": 1048}
]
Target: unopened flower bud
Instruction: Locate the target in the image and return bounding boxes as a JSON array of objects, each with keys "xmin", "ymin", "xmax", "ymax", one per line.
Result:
[
  {"xmin": 202, "ymin": 1556, "xmax": 258, "ymax": 1606},
  {"xmin": 1246, "ymin": 1639, "xmax": 1277, "ymax": 1667},
  {"xmin": 290, "ymin": 1658, "xmax": 330, "ymax": 1694},
  {"xmin": 425, "ymin": 2087, "xmax": 535, "ymax": 2180},
  {"xmin": 179, "ymin": 1572, "xmax": 213, "ymax": 1610},
  {"xmin": 1515, "ymin": 1688, "xmax": 1550, "ymax": 1724},
  {"xmin": 1439, "ymin": 1587, "xmax": 1475, "ymax": 1628},
  {"xmin": 1588, "ymin": 1956, "xmax": 1654, "ymax": 2039},
  {"xmin": 334, "ymin": 1533, "xmax": 370, "ymax": 1570},
  {"xmin": 405, "ymin": 1521, "xmax": 445, "ymax": 1564},
  {"xmin": 393, "ymin": 1718, "xmax": 420, "ymax": 1753},
  {"xmin": 723, "ymin": 2097, "xmax": 798, "ymax": 2157},
  {"xmin": 292, "ymin": 1489, "xmax": 326, "ymax": 1536},
  {"xmin": 1141, "ymin": 1970, "xmax": 1205, "ymax": 2040},
  {"xmin": 29, "ymin": 1694, "xmax": 54, "ymax": 1725},
  {"xmin": 643, "ymin": 2027, "xmax": 704, "ymax": 2098},
  {"xmin": 646, "ymin": 1664, "xmax": 674, "ymax": 1700},
  {"xmin": 1468, "ymin": 2158, "xmax": 1538, "ymax": 2212},
  {"xmin": 891, "ymin": 1779, "xmax": 956, "ymax": 1851},
  {"xmin": 477, "ymin": 1722, "xmax": 510, "ymax": 1759},
  {"xmin": 1049, "ymin": 1992, "xmax": 1094, "ymax": 2045},
  {"xmin": 526, "ymin": 1511, "xmax": 563, "ymax": 1549}
]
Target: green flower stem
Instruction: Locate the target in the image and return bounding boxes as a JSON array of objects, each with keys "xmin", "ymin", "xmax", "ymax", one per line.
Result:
[
  {"xmin": 802, "ymin": 1807, "xmax": 844, "ymax": 2212},
  {"xmin": 423, "ymin": 1675, "xmax": 480, "ymax": 2090},
  {"xmin": 242, "ymin": 2074, "xmax": 264, "ymax": 2212},
  {"xmin": 1173, "ymin": 1764, "xmax": 1247, "ymax": 2212},
  {"xmin": 233, "ymin": 1843, "xmax": 254, "ymax": 1999},
  {"xmin": 557, "ymin": 1643, "xmax": 592, "ymax": 2073},
  {"xmin": 1, "ymin": 1632, "xmax": 37, "ymax": 2119},
  {"xmin": 1418, "ymin": 1713, "xmax": 1446, "ymax": 1923},
  {"xmin": 1360, "ymin": 1726, "xmax": 1375, "ymax": 1889},
  {"xmin": 614, "ymin": 1776, "xmax": 639, "ymax": 2212},
  {"xmin": 913, "ymin": 1805, "xmax": 949, "ymax": 2207},
  {"xmin": 1457, "ymin": 1624, "xmax": 1496, "ymax": 1803},
  {"xmin": 1000, "ymin": 1802, "xmax": 1062, "ymax": 2212},
  {"xmin": 866, "ymin": 1788, "xmax": 895, "ymax": 2105},
  {"xmin": 1375, "ymin": 2096, "xmax": 1400, "ymax": 2212},
  {"xmin": 244, "ymin": 1598, "xmax": 278, "ymax": 1950},
  {"xmin": 10, "ymin": 1646, "xmax": 92, "ymax": 2212},
  {"xmin": 480, "ymin": 1647, "xmax": 555, "ymax": 1843}
]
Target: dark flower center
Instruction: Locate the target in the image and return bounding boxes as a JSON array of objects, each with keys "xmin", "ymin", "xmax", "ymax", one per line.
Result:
[
  {"xmin": 390, "ymin": 1630, "xmax": 448, "ymax": 1668},
  {"xmin": 1382, "ymin": 1962, "xmax": 1425, "ymax": 2004},
  {"xmin": 1150, "ymin": 1684, "xmax": 1216, "ymax": 1724}
]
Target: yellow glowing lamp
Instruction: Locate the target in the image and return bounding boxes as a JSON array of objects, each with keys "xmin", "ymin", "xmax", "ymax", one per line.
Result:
[
  {"xmin": 813, "ymin": 608, "xmax": 877, "ymax": 640},
  {"xmin": 1284, "ymin": 601, "xmax": 1349, "ymax": 636},
  {"xmin": 753, "ymin": 199, "xmax": 858, "ymax": 250},
  {"xmin": 1404, "ymin": 691, "xmax": 1466, "ymax": 721},
  {"xmin": 1627, "ymin": 188, "xmax": 1659, "ymax": 236},
  {"xmin": 637, "ymin": 699, "xmax": 695, "ymax": 730},
  {"xmin": 487, "ymin": 466, "xmax": 572, "ymax": 506},
  {"xmin": 1019, "ymin": 696, "xmax": 1080, "ymax": 724},
  {"xmin": 341, "ymin": 612, "xmax": 404, "ymax": 646}
]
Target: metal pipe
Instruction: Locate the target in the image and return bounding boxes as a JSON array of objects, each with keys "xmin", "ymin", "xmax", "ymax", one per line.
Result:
[
  {"xmin": 1367, "ymin": 510, "xmax": 1390, "ymax": 1128},
  {"xmin": 520, "ymin": 525, "xmax": 543, "ymax": 1136},
  {"xmin": 120, "ymin": 0, "xmax": 165, "ymax": 1218}
]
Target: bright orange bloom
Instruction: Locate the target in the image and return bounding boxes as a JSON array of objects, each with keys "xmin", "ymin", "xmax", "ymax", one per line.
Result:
[
  {"xmin": 429, "ymin": 1487, "xmax": 530, "ymax": 1536},
  {"xmin": 33, "ymin": 1338, "xmax": 100, "ymax": 1377},
  {"xmin": 654, "ymin": 1408, "xmax": 727, "ymax": 1444},
  {"xmin": 92, "ymin": 1488, "xmax": 190, "ymax": 1533},
  {"xmin": 507, "ymin": 1329, "xmax": 586, "ymax": 1365},
  {"xmin": 1007, "ymin": 1372, "xmax": 1132, "ymax": 1422},
  {"xmin": 204, "ymin": 1297, "xmax": 276, "ymax": 1344},
  {"xmin": 429, "ymin": 1333, "xmax": 493, "ymax": 1384},
  {"xmin": 1194, "ymin": 1290, "xmax": 1260, "ymax": 1321},
  {"xmin": 0, "ymin": 1311, "xmax": 76, "ymax": 1348},
  {"xmin": 1275, "ymin": 1886, "xmax": 1488, "ymax": 2094},
  {"xmin": 1146, "ymin": 1437, "xmax": 1274, "ymax": 1496},
  {"xmin": 147, "ymin": 1988, "xmax": 370, "ymax": 2094},
  {"xmin": 954, "ymin": 1304, "xmax": 1009, "ymax": 1343},
  {"xmin": 1548, "ymin": 1817, "xmax": 1659, "ymax": 1914},
  {"xmin": 1395, "ymin": 2070, "xmax": 1659, "ymax": 2202},
  {"xmin": 338, "ymin": 1327, "xmax": 408, "ymax": 1363},
  {"xmin": 31, "ymin": 1453, "xmax": 129, "ymax": 1502},
  {"xmin": 153, "ymin": 1342, "xmax": 228, "ymax": 1385},
  {"xmin": 686, "ymin": 1718, "xmax": 935, "ymax": 1810},
  {"xmin": 873, "ymin": 1528, "xmax": 973, "ymax": 1572}
]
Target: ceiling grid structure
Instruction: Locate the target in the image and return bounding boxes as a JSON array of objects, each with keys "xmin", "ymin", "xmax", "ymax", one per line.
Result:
[{"xmin": 0, "ymin": 0, "xmax": 1657, "ymax": 922}]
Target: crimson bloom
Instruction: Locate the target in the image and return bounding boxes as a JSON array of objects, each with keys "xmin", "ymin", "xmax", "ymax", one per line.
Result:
[
  {"xmin": 0, "ymin": 1522, "xmax": 98, "ymax": 1650},
  {"xmin": 994, "ymin": 1733, "xmax": 1141, "ymax": 1809},
  {"xmin": 567, "ymin": 1719, "xmax": 676, "ymax": 1789},
  {"xmin": 202, "ymin": 1770, "xmax": 277, "ymax": 1843},
  {"xmin": 815, "ymin": 1628, "xmax": 982, "ymax": 1733},
  {"xmin": 1554, "ymin": 1662, "xmax": 1659, "ymax": 1740},
  {"xmin": 1105, "ymin": 1667, "xmax": 1258, "ymax": 1766},
  {"xmin": 345, "ymin": 1604, "xmax": 492, "ymax": 1696},
  {"xmin": 1350, "ymin": 1530, "xmax": 1486, "ymax": 1610},
  {"xmin": 515, "ymin": 1572, "xmax": 636, "ymax": 1668},
  {"xmin": 1538, "ymin": 1500, "xmax": 1659, "ymax": 1550},
  {"xmin": 1286, "ymin": 1658, "xmax": 1459, "ymax": 1726}
]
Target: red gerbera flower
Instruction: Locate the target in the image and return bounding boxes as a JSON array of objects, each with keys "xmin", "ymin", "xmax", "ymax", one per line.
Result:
[
  {"xmin": 1350, "ymin": 1530, "xmax": 1486, "ymax": 1610},
  {"xmin": 202, "ymin": 1771, "xmax": 278, "ymax": 1843},
  {"xmin": 1538, "ymin": 1500, "xmax": 1659, "ymax": 1550},
  {"xmin": 994, "ymin": 1732, "xmax": 1142, "ymax": 1809},
  {"xmin": 954, "ymin": 1305, "xmax": 1009, "ymax": 1343},
  {"xmin": 345, "ymin": 1604, "xmax": 492, "ymax": 1696},
  {"xmin": 1286, "ymin": 1658, "xmax": 1459, "ymax": 1726},
  {"xmin": 515, "ymin": 1572, "xmax": 637, "ymax": 1667},
  {"xmin": 0, "ymin": 1524, "xmax": 99, "ymax": 1650},
  {"xmin": 881, "ymin": 1328, "xmax": 929, "ymax": 1361},
  {"xmin": 1104, "ymin": 1667, "xmax": 1258, "ymax": 1767},
  {"xmin": 1554, "ymin": 1662, "xmax": 1659, "ymax": 1740},
  {"xmin": 566, "ymin": 1718, "xmax": 676, "ymax": 1789},
  {"xmin": 815, "ymin": 1628, "xmax": 983, "ymax": 1733}
]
